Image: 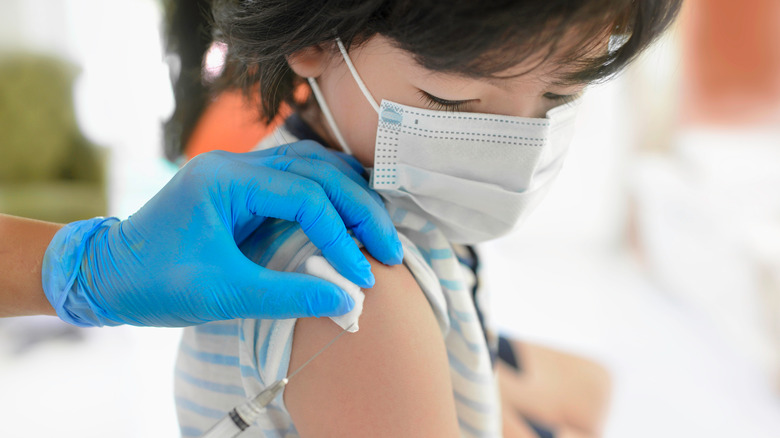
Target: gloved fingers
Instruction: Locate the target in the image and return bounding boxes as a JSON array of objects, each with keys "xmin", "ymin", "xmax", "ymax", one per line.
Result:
[
  {"xmin": 330, "ymin": 151, "xmax": 366, "ymax": 175},
  {"xmin": 233, "ymin": 143, "xmax": 383, "ymax": 207},
  {"xmin": 265, "ymin": 153, "xmax": 382, "ymax": 207},
  {"xmin": 263, "ymin": 155, "xmax": 402, "ymax": 266},
  {"xmin": 275, "ymin": 140, "xmax": 365, "ymax": 176},
  {"xmin": 233, "ymin": 214, "xmax": 267, "ymax": 246},
  {"xmin": 332, "ymin": 151, "xmax": 366, "ymax": 175},
  {"xmin": 238, "ymin": 168, "xmax": 375, "ymax": 287},
  {"xmin": 230, "ymin": 262, "xmax": 356, "ymax": 319},
  {"xmin": 243, "ymin": 141, "xmax": 365, "ymax": 186},
  {"xmin": 239, "ymin": 152, "xmax": 372, "ymax": 206}
]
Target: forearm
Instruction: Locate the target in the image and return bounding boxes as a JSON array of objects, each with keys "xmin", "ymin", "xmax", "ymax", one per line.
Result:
[{"xmin": 0, "ymin": 214, "xmax": 62, "ymax": 317}]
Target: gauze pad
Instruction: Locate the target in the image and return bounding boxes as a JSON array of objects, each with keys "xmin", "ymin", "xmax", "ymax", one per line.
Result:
[{"xmin": 304, "ymin": 255, "xmax": 364, "ymax": 332}]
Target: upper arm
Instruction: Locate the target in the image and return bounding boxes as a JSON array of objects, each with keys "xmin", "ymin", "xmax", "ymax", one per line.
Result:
[{"xmin": 284, "ymin": 249, "xmax": 459, "ymax": 437}]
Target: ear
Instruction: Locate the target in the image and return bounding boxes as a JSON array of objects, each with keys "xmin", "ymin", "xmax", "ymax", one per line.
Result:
[{"xmin": 287, "ymin": 45, "xmax": 330, "ymax": 78}]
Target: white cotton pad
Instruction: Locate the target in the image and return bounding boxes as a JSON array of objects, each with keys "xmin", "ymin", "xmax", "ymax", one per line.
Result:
[{"xmin": 303, "ymin": 256, "xmax": 364, "ymax": 333}]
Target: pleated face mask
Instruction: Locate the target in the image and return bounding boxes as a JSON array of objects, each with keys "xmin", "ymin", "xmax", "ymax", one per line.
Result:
[{"xmin": 308, "ymin": 39, "xmax": 580, "ymax": 244}]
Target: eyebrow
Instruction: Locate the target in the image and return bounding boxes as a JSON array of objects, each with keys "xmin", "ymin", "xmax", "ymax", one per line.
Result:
[
  {"xmin": 547, "ymin": 76, "xmax": 591, "ymax": 87},
  {"xmin": 480, "ymin": 58, "xmax": 596, "ymax": 88},
  {"xmin": 482, "ymin": 71, "xmax": 590, "ymax": 91},
  {"xmin": 540, "ymin": 63, "xmax": 602, "ymax": 87}
]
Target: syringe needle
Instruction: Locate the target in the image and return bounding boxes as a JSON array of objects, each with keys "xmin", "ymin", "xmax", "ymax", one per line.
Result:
[
  {"xmin": 199, "ymin": 322, "xmax": 355, "ymax": 438},
  {"xmin": 287, "ymin": 322, "xmax": 355, "ymax": 381}
]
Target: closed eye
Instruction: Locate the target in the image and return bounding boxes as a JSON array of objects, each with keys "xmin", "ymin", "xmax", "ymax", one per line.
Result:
[
  {"xmin": 543, "ymin": 92, "xmax": 582, "ymax": 105},
  {"xmin": 417, "ymin": 90, "xmax": 474, "ymax": 112}
]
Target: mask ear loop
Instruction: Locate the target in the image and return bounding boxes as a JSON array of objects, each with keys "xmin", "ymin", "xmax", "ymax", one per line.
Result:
[
  {"xmin": 334, "ymin": 38, "xmax": 380, "ymax": 113},
  {"xmin": 307, "ymin": 76, "xmax": 353, "ymax": 155},
  {"xmin": 306, "ymin": 38, "xmax": 380, "ymax": 155}
]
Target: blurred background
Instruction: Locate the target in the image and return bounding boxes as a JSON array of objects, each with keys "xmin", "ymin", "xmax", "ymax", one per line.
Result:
[{"xmin": 0, "ymin": 0, "xmax": 778, "ymax": 437}]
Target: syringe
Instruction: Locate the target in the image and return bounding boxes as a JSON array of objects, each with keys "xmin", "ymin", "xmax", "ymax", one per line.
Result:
[{"xmin": 200, "ymin": 323, "xmax": 354, "ymax": 438}]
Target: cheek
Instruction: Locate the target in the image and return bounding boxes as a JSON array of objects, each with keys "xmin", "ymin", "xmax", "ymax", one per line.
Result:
[{"xmin": 321, "ymin": 68, "xmax": 379, "ymax": 167}]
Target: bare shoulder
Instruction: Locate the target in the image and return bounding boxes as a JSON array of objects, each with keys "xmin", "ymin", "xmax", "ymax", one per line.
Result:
[{"xmin": 284, "ymin": 249, "xmax": 459, "ymax": 437}]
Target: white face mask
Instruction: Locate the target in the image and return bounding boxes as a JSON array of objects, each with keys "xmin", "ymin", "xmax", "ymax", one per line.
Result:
[{"xmin": 308, "ymin": 39, "xmax": 580, "ymax": 244}]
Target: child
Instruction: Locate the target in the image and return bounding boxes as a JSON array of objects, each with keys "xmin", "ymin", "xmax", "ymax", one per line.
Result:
[{"xmin": 174, "ymin": 1, "xmax": 681, "ymax": 436}]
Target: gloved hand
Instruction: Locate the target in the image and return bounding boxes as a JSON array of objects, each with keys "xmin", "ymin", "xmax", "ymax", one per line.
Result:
[{"xmin": 42, "ymin": 141, "xmax": 403, "ymax": 327}]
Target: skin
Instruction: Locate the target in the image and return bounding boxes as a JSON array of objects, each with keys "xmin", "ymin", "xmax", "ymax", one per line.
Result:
[
  {"xmin": 0, "ymin": 214, "xmax": 61, "ymax": 317},
  {"xmin": 498, "ymin": 341, "xmax": 612, "ymax": 438},
  {"xmin": 284, "ymin": 34, "xmax": 601, "ymax": 436},
  {"xmin": 286, "ymin": 250, "xmax": 459, "ymax": 437}
]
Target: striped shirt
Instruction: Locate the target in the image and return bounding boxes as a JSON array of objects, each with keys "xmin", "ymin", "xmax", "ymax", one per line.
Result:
[{"xmin": 174, "ymin": 123, "xmax": 500, "ymax": 437}]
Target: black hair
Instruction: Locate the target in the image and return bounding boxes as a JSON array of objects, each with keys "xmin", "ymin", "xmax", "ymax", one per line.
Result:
[
  {"xmin": 164, "ymin": 0, "xmax": 681, "ymax": 160},
  {"xmin": 162, "ymin": 0, "xmax": 214, "ymax": 161}
]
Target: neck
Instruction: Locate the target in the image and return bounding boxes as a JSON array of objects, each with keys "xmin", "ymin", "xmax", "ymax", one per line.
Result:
[{"xmin": 298, "ymin": 100, "xmax": 343, "ymax": 152}]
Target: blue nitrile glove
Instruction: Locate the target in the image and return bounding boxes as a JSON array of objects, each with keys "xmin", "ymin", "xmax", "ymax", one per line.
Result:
[{"xmin": 41, "ymin": 141, "xmax": 403, "ymax": 327}]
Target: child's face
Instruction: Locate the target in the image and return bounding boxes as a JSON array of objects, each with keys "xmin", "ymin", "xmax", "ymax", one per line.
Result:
[{"xmin": 289, "ymin": 35, "xmax": 595, "ymax": 166}]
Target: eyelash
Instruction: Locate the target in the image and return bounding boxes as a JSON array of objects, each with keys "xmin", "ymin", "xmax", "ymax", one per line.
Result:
[
  {"xmin": 418, "ymin": 90, "xmax": 579, "ymax": 111},
  {"xmin": 417, "ymin": 90, "xmax": 469, "ymax": 112},
  {"xmin": 543, "ymin": 92, "xmax": 580, "ymax": 105}
]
